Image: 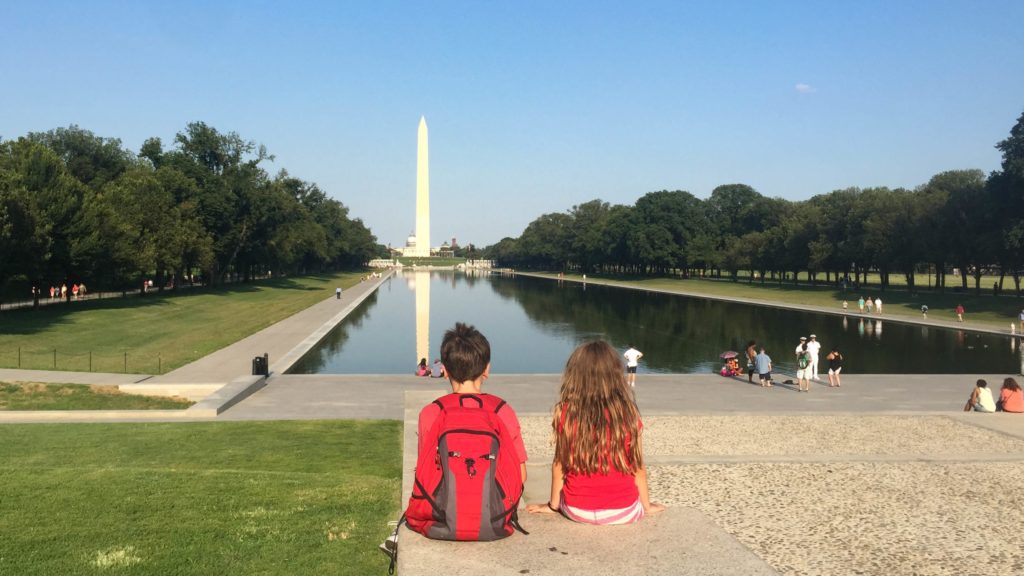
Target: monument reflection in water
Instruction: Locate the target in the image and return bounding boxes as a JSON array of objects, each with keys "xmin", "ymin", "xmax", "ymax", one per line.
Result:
[{"xmin": 287, "ymin": 271, "xmax": 1023, "ymax": 375}]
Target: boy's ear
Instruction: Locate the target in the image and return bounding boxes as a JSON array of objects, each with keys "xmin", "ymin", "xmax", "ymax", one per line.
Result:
[{"xmin": 482, "ymin": 363, "xmax": 491, "ymax": 379}]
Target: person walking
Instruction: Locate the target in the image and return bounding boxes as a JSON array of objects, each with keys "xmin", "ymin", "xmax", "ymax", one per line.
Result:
[
  {"xmin": 921, "ymin": 305, "xmax": 928, "ymax": 319},
  {"xmin": 865, "ymin": 297, "xmax": 874, "ymax": 314},
  {"xmin": 874, "ymin": 297, "xmax": 882, "ymax": 314},
  {"xmin": 955, "ymin": 304, "xmax": 965, "ymax": 322},
  {"xmin": 857, "ymin": 296, "xmax": 865, "ymax": 313},
  {"xmin": 623, "ymin": 344, "xmax": 643, "ymax": 388},
  {"xmin": 806, "ymin": 334, "xmax": 822, "ymax": 381},
  {"xmin": 1018, "ymin": 309, "xmax": 1023, "ymax": 333},
  {"xmin": 335, "ymin": 286, "xmax": 342, "ymax": 299}
]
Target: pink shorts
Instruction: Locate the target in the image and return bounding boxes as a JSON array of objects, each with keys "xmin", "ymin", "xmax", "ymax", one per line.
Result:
[{"xmin": 560, "ymin": 495, "xmax": 645, "ymax": 525}]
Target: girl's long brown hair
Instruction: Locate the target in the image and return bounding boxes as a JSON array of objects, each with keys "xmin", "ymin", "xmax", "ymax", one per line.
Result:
[{"xmin": 552, "ymin": 341, "xmax": 643, "ymax": 475}]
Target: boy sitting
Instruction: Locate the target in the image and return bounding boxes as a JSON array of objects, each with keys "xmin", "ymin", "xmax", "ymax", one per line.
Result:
[{"xmin": 406, "ymin": 322, "xmax": 528, "ymax": 540}]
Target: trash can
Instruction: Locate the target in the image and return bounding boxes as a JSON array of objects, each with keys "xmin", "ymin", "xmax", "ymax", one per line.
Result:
[{"xmin": 252, "ymin": 353, "xmax": 269, "ymax": 376}]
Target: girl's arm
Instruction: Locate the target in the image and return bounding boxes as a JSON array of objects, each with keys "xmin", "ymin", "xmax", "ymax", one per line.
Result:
[
  {"xmin": 526, "ymin": 460, "xmax": 564, "ymax": 514},
  {"xmin": 634, "ymin": 466, "xmax": 665, "ymax": 514},
  {"xmin": 635, "ymin": 434, "xmax": 665, "ymax": 514}
]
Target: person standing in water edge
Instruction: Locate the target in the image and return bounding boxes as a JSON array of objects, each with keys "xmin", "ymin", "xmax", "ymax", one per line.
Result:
[{"xmin": 623, "ymin": 345, "xmax": 643, "ymax": 388}]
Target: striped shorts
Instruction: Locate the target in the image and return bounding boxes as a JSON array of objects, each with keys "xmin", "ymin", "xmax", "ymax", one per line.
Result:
[{"xmin": 560, "ymin": 496, "xmax": 645, "ymax": 525}]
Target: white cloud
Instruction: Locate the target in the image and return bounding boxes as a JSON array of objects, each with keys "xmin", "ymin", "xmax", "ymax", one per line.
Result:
[{"xmin": 795, "ymin": 83, "xmax": 816, "ymax": 94}]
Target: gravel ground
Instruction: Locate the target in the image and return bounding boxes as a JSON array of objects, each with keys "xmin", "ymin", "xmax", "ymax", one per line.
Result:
[{"xmin": 519, "ymin": 414, "xmax": 1024, "ymax": 576}]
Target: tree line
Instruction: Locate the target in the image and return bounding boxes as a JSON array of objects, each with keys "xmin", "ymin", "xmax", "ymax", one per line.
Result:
[
  {"xmin": 0, "ymin": 123, "xmax": 382, "ymax": 302},
  {"xmin": 485, "ymin": 110, "xmax": 1024, "ymax": 296}
]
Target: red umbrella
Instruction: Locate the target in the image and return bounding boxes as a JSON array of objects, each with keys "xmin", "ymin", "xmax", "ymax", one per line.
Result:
[{"xmin": 719, "ymin": 351, "xmax": 739, "ymax": 359}]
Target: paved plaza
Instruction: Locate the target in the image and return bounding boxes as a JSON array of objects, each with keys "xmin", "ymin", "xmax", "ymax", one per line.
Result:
[{"xmin": 3, "ymin": 271, "xmax": 1024, "ymax": 574}]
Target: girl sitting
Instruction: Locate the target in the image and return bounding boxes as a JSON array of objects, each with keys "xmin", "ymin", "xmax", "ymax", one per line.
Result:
[
  {"xmin": 415, "ymin": 358, "xmax": 429, "ymax": 377},
  {"xmin": 998, "ymin": 378, "xmax": 1023, "ymax": 413},
  {"xmin": 527, "ymin": 341, "xmax": 664, "ymax": 524}
]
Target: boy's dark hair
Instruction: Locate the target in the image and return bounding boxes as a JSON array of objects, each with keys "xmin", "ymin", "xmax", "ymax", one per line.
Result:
[
  {"xmin": 441, "ymin": 322, "xmax": 491, "ymax": 383},
  {"xmin": 977, "ymin": 379, "xmax": 988, "ymax": 388}
]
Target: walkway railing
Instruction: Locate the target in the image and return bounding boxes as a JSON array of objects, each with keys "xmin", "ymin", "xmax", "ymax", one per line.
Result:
[{"xmin": 1, "ymin": 347, "xmax": 164, "ymax": 374}]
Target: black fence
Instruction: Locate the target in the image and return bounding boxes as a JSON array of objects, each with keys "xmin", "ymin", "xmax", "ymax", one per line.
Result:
[{"xmin": 1, "ymin": 347, "xmax": 165, "ymax": 375}]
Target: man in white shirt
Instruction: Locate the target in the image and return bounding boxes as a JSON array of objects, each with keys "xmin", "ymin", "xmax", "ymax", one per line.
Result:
[
  {"xmin": 806, "ymin": 334, "xmax": 822, "ymax": 381},
  {"xmin": 623, "ymin": 345, "xmax": 643, "ymax": 388}
]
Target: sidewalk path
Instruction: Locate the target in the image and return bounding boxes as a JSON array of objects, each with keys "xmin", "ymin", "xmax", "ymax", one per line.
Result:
[
  {"xmin": 143, "ymin": 272, "xmax": 392, "ymax": 385},
  {"xmin": 218, "ymin": 372, "xmax": 1004, "ymax": 421}
]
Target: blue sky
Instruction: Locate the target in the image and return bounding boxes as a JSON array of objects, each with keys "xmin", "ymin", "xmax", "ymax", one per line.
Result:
[{"xmin": 2, "ymin": 1, "xmax": 1022, "ymax": 248}]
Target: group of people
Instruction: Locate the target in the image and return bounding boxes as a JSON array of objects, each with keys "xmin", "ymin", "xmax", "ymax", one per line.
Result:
[
  {"xmin": 405, "ymin": 323, "xmax": 662, "ymax": 544},
  {"xmin": 845, "ymin": 299, "xmax": 973, "ymax": 323},
  {"xmin": 853, "ymin": 296, "xmax": 882, "ymax": 314},
  {"xmin": 42, "ymin": 283, "xmax": 86, "ymax": 300},
  {"xmin": 415, "ymin": 357, "xmax": 446, "ymax": 378},
  {"xmin": 742, "ymin": 335, "xmax": 844, "ymax": 391},
  {"xmin": 966, "ymin": 378, "xmax": 1023, "ymax": 413}
]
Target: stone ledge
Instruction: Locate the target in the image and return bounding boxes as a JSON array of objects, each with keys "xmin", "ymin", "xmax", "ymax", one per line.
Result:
[
  {"xmin": 0, "ymin": 408, "xmax": 200, "ymax": 422},
  {"xmin": 186, "ymin": 375, "xmax": 267, "ymax": 416},
  {"xmin": 398, "ymin": 390, "xmax": 776, "ymax": 576},
  {"xmin": 0, "ymin": 378, "xmax": 262, "ymax": 422},
  {"xmin": 117, "ymin": 383, "xmax": 222, "ymax": 402},
  {"xmin": 396, "ymin": 508, "xmax": 776, "ymax": 576}
]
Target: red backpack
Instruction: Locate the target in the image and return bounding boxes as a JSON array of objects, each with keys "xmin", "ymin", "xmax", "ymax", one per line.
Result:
[{"xmin": 405, "ymin": 393, "xmax": 527, "ymax": 541}]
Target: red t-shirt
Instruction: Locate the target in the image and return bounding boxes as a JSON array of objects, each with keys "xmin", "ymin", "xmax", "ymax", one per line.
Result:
[
  {"xmin": 558, "ymin": 406, "xmax": 640, "ymax": 510},
  {"xmin": 417, "ymin": 393, "xmax": 528, "ymax": 464}
]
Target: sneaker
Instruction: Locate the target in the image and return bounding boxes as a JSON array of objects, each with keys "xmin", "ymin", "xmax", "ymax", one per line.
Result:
[{"xmin": 379, "ymin": 520, "xmax": 399, "ymax": 558}]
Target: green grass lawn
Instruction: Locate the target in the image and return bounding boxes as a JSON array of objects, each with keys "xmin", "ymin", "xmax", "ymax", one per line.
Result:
[
  {"xmin": 397, "ymin": 256, "xmax": 466, "ymax": 267},
  {"xmin": 0, "ymin": 382, "xmax": 194, "ymax": 410},
  {"xmin": 0, "ymin": 272, "xmax": 366, "ymax": 374},
  {"xmin": 0, "ymin": 420, "xmax": 402, "ymax": 576},
  {"xmin": 536, "ymin": 273, "xmax": 1024, "ymax": 332}
]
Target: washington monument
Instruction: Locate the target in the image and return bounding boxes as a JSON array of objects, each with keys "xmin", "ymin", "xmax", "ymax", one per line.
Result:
[{"xmin": 410, "ymin": 116, "xmax": 431, "ymax": 257}]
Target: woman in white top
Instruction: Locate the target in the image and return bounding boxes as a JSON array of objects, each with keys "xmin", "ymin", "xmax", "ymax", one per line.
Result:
[{"xmin": 968, "ymin": 379, "xmax": 996, "ymax": 412}]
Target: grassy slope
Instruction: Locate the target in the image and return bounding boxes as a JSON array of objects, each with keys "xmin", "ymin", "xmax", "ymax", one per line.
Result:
[
  {"xmin": 0, "ymin": 420, "xmax": 402, "ymax": 576},
  {"xmin": 0, "ymin": 272, "xmax": 365, "ymax": 374},
  {"xmin": 0, "ymin": 382, "xmax": 194, "ymax": 410}
]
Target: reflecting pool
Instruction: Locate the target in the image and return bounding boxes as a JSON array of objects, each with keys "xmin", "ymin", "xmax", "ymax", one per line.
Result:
[{"xmin": 287, "ymin": 271, "xmax": 1023, "ymax": 375}]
